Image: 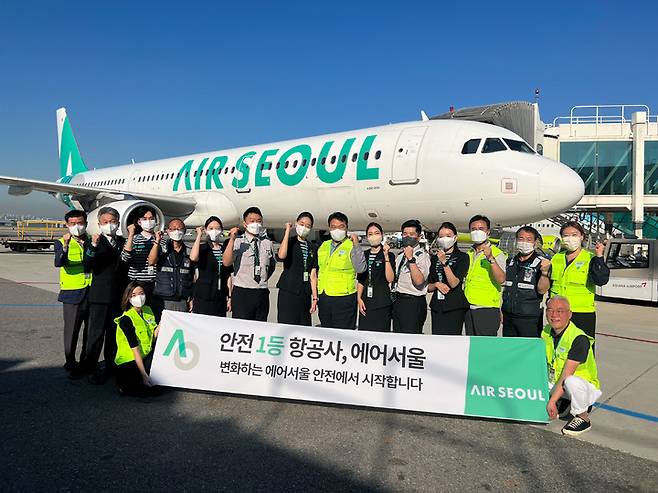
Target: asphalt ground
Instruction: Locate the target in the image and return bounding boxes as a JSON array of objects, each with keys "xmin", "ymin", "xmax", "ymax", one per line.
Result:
[{"xmin": 1, "ymin": 274, "xmax": 657, "ymax": 492}]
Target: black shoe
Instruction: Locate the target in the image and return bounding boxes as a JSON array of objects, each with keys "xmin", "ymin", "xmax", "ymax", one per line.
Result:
[
  {"xmin": 63, "ymin": 361, "xmax": 77, "ymax": 372},
  {"xmin": 557, "ymin": 398, "xmax": 572, "ymax": 420},
  {"xmin": 562, "ymin": 416, "xmax": 592, "ymax": 436},
  {"xmin": 88, "ymin": 370, "xmax": 108, "ymax": 385},
  {"xmin": 68, "ymin": 366, "xmax": 86, "ymax": 380}
]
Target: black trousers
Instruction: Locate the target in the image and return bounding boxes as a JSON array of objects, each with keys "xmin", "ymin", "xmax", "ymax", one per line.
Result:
[
  {"xmin": 277, "ymin": 289, "xmax": 312, "ymax": 326},
  {"xmin": 232, "ymin": 286, "xmax": 270, "ymax": 322},
  {"xmin": 571, "ymin": 312, "xmax": 596, "ymax": 339},
  {"xmin": 431, "ymin": 308, "xmax": 467, "ymax": 336},
  {"xmin": 358, "ymin": 304, "xmax": 392, "ymax": 332},
  {"xmin": 502, "ymin": 312, "xmax": 543, "ymax": 338},
  {"xmin": 192, "ymin": 297, "xmax": 227, "ymax": 317},
  {"xmin": 62, "ymin": 296, "xmax": 89, "ymax": 366},
  {"xmin": 464, "ymin": 308, "xmax": 500, "ymax": 336},
  {"xmin": 318, "ymin": 293, "xmax": 357, "ymax": 329},
  {"xmin": 392, "ymin": 295, "xmax": 427, "ymax": 334},
  {"xmin": 115, "ymin": 356, "xmax": 158, "ymax": 397},
  {"xmin": 84, "ymin": 302, "xmax": 120, "ymax": 372}
]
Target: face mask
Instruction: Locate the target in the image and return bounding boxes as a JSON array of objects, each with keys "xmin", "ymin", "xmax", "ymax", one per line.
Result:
[
  {"xmin": 207, "ymin": 229, "xmax": 222, "ymax": 242},
  {"xmin": 437, "ymin": 236, "xmax": 456, "ymax": 250},
  {"xmin": 470, "ymin": 230, "xmax": 488, "ymax": 244},
  {"xmin": 140, "ymin": 219, "xmax": 156, "ymax": 232},
  {"xmin": 296, "ymin": 224, "xmax": 311, "ymax": 239},
  {"xmin": 99, "ymin": 223, "xmax": 118, "ymax": 236},
  {"xmin": 367, "ymin": 234, "xmax": 382, "ymax": 247},
  {"xmin": 330, "ymin": 229, "xmax": 346, "ymax": 242},
  {"xmin": 168, "ymin": 230, "xmax": 185, "ymax": 241},
  {"xmin": 562, "ymin": 236, "xmax": 582, "ymax": 252},
  {"xmin": 401, "ymin": 236, "xmax": 419, "ymax": 248},
  {"xmin": 68, "ymin": 224, "xmax": 86, "ymax": 237},
  {"xmin": 129, "ymin": 294, "xmax": 146, "ymax": 308},
  {"xmin": 516, "ymin": 241, "xmax": 535, "ymax": 255},
  {"xmin": 246, "ymin": 222, "xmax": 262, "ymax": 235}
]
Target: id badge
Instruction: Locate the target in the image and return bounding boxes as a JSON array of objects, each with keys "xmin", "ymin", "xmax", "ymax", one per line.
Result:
[
  {"xmin": 436, "ymin": 292, "xmax": 445, "ymax": 300},
  {"xmin": 548, "ymin": 367, "xmax": 555, "ymax": 383},
  {"xmin": 303, "ymin": 271, "xmax": 309, "ymax": 282},
  {"xmin": 254, "ymin": 265, "xmax": 262, "ymax": 276},
  {"xmin": 84, "ymin": 273, "xmax": 91, "ymax": 279},
  {"xmin": 147, "ymin": 265, "xmax": 155, "ymax": 276},
  {"xmin": 367, "ymin": 286, "xmax": 374, "ymax": 298}
]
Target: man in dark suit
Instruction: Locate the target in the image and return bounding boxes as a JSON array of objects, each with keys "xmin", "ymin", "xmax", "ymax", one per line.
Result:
[{"xmin": 81, "ymin": 206, "xmax": 128, "ymax": 383}]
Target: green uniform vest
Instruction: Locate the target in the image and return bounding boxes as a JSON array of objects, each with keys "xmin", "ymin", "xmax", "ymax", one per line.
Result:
[
  {"xmin": 464, "ymin": 245, "xmax": 505, "ymax": 307},
  {"xmin": 541, "ymin": 321, "xmax": 600, "ymax": 389},
  {"xmin": 317, "ymin": 239, "xmax": 357, "ymax": 296},
  {"xmin": 549, "ymin": 249, "xmax": 595, "ymax": 313},
  {"xmin": 114, "ymin": 306, "xmax": 157, "ymax": 366},
  {"xmin": 59, "ymin": 237, "xmax": 92, "ymax": 290}
]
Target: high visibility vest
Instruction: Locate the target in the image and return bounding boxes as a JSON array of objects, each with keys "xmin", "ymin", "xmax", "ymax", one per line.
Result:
[
  {"xmin": 114, "ymin": 306, "xmax": 157, "ymax": 366},
  {"xmin": 541, "ymin": 321, "xmax": 600, "ymax": 389},
  {"xmin": 464, "ymin": 245, "xmax": 505, "ymax": 307},
  {"xmin": 549, "ymin": 249, "xmax": 595, "ymax": 313},
  {"xmin": 58, "ymin": 237, "xmax": 92, "ymax": 290},
  {"xmin": 317, "ymin": 239, "xmax": 357, "ymax": 296}
]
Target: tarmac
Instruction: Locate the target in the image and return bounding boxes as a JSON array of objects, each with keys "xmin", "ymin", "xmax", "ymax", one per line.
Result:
[{"xmin": 1, "ymin": 249, "xmax": 657, "ymax": 492}]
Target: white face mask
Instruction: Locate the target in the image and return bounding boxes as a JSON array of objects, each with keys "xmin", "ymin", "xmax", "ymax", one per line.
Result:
[
  {"xmin": 330, "ymin": 229, "xmax": 346, "ymax": 242},
  {"xmin": 246, "ymin": 222, "xmax": 262, "ymax": 235},
  {"xmin": 296, "ymin": 224, "xmax": 311, "ymax": 239},
  {"xmin": 367, "ymin": 234, "xmax": 382, "ymax": 247},
  {"xmin": 129, "ymin": 294, "xmax": 146, "ymax": 308},
  {"xmin": 562, "ymin": 236, "xmax": 582, "ymax": 252},
  {"xmin": 99, "ymin": 223, "xmax": 118, "ymax": 236},
  {"xmin": 68, "ymin": 224, "xmax": 86, "ymax": 237},
  {"xmin": 206, "ymin": 229, "xmax": 222, "ymax": 242},
  {"xmin": 168, "ymin": 230, "xmax": 185, "ymax": 241},
  {"xmin": 470, "ymin": 229, "xmax": 488, "ymax": 244},
  {"xmin": 516, "ymin": 241, "xmax": 535, "ymax": 255},
  {"xmin": 140, "ymin": 219, "xmax": 156, "ymax": 232},
  {"xmin": 437, "ymin": 236, "xmax": 456, "ymax": 250}
]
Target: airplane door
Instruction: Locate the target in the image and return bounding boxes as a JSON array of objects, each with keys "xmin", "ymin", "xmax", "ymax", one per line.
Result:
[{"xmin": 390, "ymin": 127, "xmax": 427, "ymax": 185}]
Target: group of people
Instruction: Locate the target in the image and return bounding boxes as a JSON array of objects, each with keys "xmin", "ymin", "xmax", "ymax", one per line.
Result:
[{"xmin": 55, "ymin": 205, "xmax": 609, "ymax": 435}]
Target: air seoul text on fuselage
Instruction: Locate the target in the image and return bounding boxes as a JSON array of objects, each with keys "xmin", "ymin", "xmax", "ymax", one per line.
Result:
[{"xmin": 173, "ymin": 135, "xmax": 378, "ymax": 192}]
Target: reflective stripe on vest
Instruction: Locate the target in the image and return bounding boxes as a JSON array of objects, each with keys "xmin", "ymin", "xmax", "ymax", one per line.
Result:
[
  {"xmin": 464, "ymin": 245, "xmax": 505, "ymax": 307},
  {"xmin": 541, "ymin": 321, "xmax": 600, "ymax": 389},
  {"xmin": 549, "ymin": 250, "xmax": 595, "ymax": 313},
  {"xmin": 114, "ymin": 306, "xmax": 157, "ymax": 366},
  {"xmin": 317, "ymin": 239, "xmax": 357, "ymax": 296},
  {"xmin": 59, "ymin": 238, "xmax": 92, "ymax": 290}
]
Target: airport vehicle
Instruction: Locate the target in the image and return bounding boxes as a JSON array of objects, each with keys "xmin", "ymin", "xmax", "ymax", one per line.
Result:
[
  {"xmin": 0, "ymin": 108, "xmax": 584, "ymax": 238},
  {"xmin": 0, "ymin": 219, "xmax": 65, "ymax": 252},
  {"xmin": 598, "ymin": 238, "xmax": 658, "ymax": 303}
]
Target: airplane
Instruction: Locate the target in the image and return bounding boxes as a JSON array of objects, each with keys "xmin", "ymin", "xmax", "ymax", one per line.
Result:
[{"xmin": 0, "ymin": 107, "xmax": 584, "ymax": 238}]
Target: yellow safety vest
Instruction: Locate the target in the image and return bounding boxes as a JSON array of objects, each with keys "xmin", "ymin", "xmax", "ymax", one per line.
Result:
[
  {"xmin": 549, "ymin": 249, "xmax": 595, "ymax": 313},
  {"xmin": 114, "ymin": 306, "xmax": 157, "ymax": 366},
  {"xmin": 58, "ymin": 237, "xmax": 92, "ymax": 290},
  {"xmin": 464, "ymin": 245, "xmax": 505, "ymax": 307},
  {"xmin": 541, "ymin": 321, "xmax": 600, "ymax": 389},
  {"xmin": 317, "ymin": 239, "xmax": 357, "ymax": 296}
]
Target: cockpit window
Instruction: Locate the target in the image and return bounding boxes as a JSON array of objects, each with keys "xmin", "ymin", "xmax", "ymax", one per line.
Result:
[
  {"xmin": 503, "ymin": 139, "xmax": 535, "ymax": 154},
  {"xmin": 461, "ymin": 139, "xmax": 481, "ymax": 154},
  {"xmin": 482, "ymin": 138, "xmax": 507, "ymax": 153}
]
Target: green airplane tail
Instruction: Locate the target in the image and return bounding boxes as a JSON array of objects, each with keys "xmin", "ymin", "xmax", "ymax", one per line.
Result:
[{"xmin": 57, "ymin": 107, "xmax": 88, "ymax": 178}]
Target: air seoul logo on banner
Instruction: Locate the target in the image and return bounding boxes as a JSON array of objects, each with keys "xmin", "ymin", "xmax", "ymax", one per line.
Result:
[
  {"xmin": 172, "ymin": 135, "xmax": 379, "ymax": 192},
  {"xmin": 163, "ymin": 329, "xmax": 200, "ymax": 370}
]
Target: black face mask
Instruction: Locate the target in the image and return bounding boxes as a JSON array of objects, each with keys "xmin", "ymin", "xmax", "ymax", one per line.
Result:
[{"xmin": 401, "ymin": 236, "xmax": 419, "ymax": 248}]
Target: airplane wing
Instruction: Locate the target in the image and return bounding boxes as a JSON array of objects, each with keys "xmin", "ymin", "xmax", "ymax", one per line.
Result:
[{"xmin": 0, "ymin": 175, "xmax": 196, "ymax": 216}]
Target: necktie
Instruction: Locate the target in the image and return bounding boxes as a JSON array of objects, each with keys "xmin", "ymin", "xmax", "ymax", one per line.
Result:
[{"xmin": 252, "ymin": 238, "xmax": 261, "ymax": 283}]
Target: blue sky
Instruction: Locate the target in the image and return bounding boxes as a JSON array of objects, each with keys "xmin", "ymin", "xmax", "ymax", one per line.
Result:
[{"xmin": 1, "ymin": 1, "xmax": 657, "ymax": 216}]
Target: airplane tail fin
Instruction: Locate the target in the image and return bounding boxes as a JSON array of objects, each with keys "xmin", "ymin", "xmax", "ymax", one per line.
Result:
[{"xmin": 57, "ymin": 107, "xmax": 88, "ymax": 178}]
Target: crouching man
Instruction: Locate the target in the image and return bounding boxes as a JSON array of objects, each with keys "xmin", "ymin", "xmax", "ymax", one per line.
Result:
[{"xmin": 542, "ymin": 295, "xmax": 601, "ymax": 435}]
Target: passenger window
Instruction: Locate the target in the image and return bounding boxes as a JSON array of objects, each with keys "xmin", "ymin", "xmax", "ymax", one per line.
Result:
[
  {"xmin": 341, "ymin": 154, "xmax": 346, "ymax": 163},
  {"xmin": 331, "ymin": 156, "xmax": 336, "ymax": 164},
  {"xmin": 321, "ymin": 157, "xmax": 326, "ymax": 165},
  {"xmin": 375, "ymin": 150, "xmax": 381, "ymax": 160},
  {"xmin": 482, "ymin": 138, "xmax": 507, "ymax": 153},
  {"xmin": 606, "ymin": 243, "xmax": 650, "ymax": 270},
  {"xmin": 461, "ymin": 139, "xmax": 481, "ymax": 154},
  {"xmin": 311, "ymin": 158, "xmax": 316, "ymax": 166},
  {"xmin": 352, "ymin": 153, "xmax": 357, "ymax": 162},
  {"xmin": 503, "ymin": 139, "xmax": 535, "ymax": 154},
  {"xmin": 363, "ymin": 151, "xmax": 369, "ymax": 160}
]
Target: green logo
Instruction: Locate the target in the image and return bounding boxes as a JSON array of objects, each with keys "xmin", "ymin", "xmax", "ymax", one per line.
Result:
[{"xmin": 163, "ymin": 329, "xmax": 199, "ymax": 370}]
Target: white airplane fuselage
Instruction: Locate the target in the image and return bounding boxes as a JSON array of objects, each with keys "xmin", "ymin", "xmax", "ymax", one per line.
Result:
[{"xmin": 66, "ymin": 119, "xmax": 584, "ymax": 231}]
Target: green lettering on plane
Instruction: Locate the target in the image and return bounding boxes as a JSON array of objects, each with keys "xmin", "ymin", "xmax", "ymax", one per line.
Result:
[{"xmin": 172, "ymin": 135, "xmax": 379, "ymax": 191}]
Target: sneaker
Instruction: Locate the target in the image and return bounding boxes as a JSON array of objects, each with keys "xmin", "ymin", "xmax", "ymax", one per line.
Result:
[
  {"xmin": 557, "ymin": 398, "xmax": 572, "ymax": 420},
  {"xmin": 562, "ymin": 416, "xmax": 592, "ymax": 436}
]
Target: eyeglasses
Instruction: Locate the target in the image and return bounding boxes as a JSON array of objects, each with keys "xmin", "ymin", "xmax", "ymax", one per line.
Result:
[{"xmin": 546, "ymin": 308, "xmax": 569, "ymax": 314}]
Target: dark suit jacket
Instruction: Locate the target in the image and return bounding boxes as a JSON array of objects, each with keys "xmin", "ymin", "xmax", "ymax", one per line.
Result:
[{"xmin": 83, "ymin": 235, "xmax": 128, "ymax": 305}]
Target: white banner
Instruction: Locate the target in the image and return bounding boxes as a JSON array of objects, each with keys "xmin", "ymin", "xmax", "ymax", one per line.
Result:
[{"xmin": 150, "ymin": 311, "xmax": 549, "ymax": 422}]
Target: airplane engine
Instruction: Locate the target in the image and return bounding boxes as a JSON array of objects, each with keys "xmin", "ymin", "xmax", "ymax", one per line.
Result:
[{"xmin": 85, "ymin": 200, "xmax": 165, "ymax": 237}]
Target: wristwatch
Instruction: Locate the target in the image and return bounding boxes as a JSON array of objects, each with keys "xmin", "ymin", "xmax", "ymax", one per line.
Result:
[{"xmin": 407, "ymin": 257, "xmax": 416, "ymax": 264}]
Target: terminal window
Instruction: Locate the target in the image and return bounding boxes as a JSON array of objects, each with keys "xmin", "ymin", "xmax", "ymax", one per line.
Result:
[
  {"xmin": 606, "ymin": 242, "xmax": 650, "ymax": 270},
  {"xmin": 560, "ymin": 141, "xmax": 632, "ymax": 195}
]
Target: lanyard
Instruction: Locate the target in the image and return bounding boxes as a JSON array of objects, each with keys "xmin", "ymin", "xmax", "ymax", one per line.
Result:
[{"xmin": 299, "ymin": 239, "xmax": 308, "ymax": 271}]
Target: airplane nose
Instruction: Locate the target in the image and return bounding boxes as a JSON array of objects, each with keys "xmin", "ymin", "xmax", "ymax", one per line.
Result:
[{"xmin": 539, "ymin": 161, "xmax": 584, "ymax": 216}]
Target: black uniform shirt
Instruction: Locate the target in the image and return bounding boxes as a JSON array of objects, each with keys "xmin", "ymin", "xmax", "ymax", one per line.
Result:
[
  {"xmin": 428, "ymin": 249, "xmax": 469, "ymax": 312},
  {"xmin": 276, "ymin": 236, "xmax": 319, "ymax": 296},
  {"xmin": 357, "ymin": 249, "xmax": 396, "ymax": 309},
  {"xmin": 551, "ymin": 329, "xmax": 590, "ymax": 363}
]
